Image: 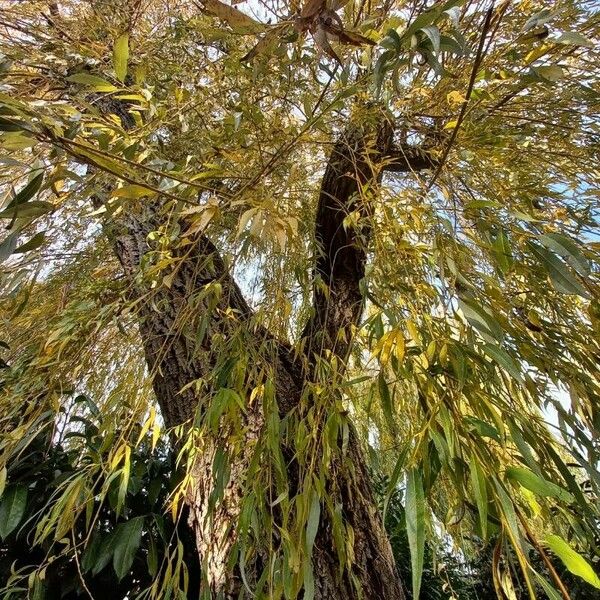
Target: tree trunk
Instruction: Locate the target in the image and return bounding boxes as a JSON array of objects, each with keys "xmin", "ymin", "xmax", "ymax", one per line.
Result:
[{"xmin": 98, "ymin": 108, "xmax": 436, "ymax": 598}]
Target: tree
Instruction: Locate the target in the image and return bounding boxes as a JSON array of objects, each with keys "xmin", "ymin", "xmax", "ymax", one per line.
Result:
[{"xmin": 0, "ymin": 0, "xmax": 598, "ymax": 598}]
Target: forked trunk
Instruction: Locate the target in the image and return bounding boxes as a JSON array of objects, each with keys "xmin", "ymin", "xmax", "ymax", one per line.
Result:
[{"xmin": 100, "ymin": 112, "xmax": 436, "ymax": 598}]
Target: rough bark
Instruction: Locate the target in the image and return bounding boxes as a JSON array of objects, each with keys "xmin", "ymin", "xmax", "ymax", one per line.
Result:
[{"xmin": 98, "ymin": 109, "xmax": 435, "ymax": 598}]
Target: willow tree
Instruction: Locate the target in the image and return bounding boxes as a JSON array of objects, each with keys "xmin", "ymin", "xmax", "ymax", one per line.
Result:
[{"xmin": 0, "ymin": 0, "xmax": 599, "ymax": 598}]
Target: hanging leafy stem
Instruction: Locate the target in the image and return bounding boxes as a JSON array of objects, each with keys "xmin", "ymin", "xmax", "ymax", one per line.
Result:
[{"xmin": 0, "ymin": 1, "xmax": 599, "ymax": 599}]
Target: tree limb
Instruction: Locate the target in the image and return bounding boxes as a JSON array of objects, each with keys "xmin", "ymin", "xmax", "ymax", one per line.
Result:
[{"xmin": 300, "ymin": 116, "xmax": 436, "ymax": 366}]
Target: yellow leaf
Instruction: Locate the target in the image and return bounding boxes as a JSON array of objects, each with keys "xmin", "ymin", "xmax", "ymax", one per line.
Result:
[
  {"xmin": 112, "ymin": 184, "xmax": 156, "ymax": 199},
  {"xmin": 152, "ymin": 422, "xmax": 161, "ymax": 451},
  {"xmin": 394, "ymin": 330, "xmax": 405, "ymax": 362},
  {"xmin": 446, "ymin": 90, "xmax": 466, "ymax": 105},
  {"xmin": 113, "ymin": 33, "xmax": 129, "ymax": 82}
]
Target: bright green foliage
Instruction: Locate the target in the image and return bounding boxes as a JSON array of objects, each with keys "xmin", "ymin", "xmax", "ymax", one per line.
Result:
[{"xmin": 0, "ymin": 0, "xmax": 599, "ymax": 598}]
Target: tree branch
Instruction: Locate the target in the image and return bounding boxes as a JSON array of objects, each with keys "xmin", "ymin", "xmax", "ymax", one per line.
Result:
[{"xmin": 300, "ymin": 116, "xmax": 436, "ymax": 366}]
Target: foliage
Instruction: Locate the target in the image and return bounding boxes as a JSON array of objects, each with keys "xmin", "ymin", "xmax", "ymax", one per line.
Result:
[{"xmin": 0, "ymin": 0, "xmax": 599, "ymax": 598}]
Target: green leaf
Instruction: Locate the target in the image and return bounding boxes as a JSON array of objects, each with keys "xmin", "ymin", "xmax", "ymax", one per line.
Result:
[
  {"xmin": 6, "ymin": 172, "xmax": 44, "ymax": 208},
  {"xmin": 112, "ymin": 516, "xmax": 144, "ymax": 580},
  {"xmin": 383, "ymin": 445, "xmax": 409, "ymax": 519},
  {"xmin": 493, "ymin": 480, "xmax": 522, "ymax": 548},
  {"xmin": 545, "ymin": 534, "xmax": 600, "ymax": 589},
  {"xmin": 458, "ymin": 299, "xmax": 504, "ymax": 343},
  {"xmin": 492, "ymin": 229, "xmax": 513, "ymax": 274},
  {"xmin": 470, "ymin": 460, "xmax": 488, "ymax": 540},
  {"xmin": 303, "ymin": 561, "xmax": 315, "ymax": 600},
  {"xmin": 465, "ymin": 416, "xmax": 500, "ymax": 441},
  {"xmin": 482, "ymin": 343, "xmax": 523, "ymax": 384},
  {"xmin": 0, "ymin": 116, "xmax": 25, "ymax": 132},
  {"xmin": 0, "ymin": 231, "xmax": 18, "ymax": 263},
  {"xmin": 533, "ymin": 571, "xmax": 563, "ymax": 600},
  {"xmin": 529, "ymin": 242, "xmax": 589, "ymax": 298},
  {"xmin": 506, "ymin": 467, "xmax": 574, "ymax": 503},
  {"xmin": 406, "ymin": 469, "xmax": 425, "ymax": 600},
  {"xmin": 378, "ymin": 372, "xmax": 395, "ymax": 431},
  {"xmin": 421, "ymin": 26, "xmax": 440, "ymax": 53},
  {"xmin": 539, "ymin": 233, "xmax": 590, "ymax": 276},
  {"xmin": 555, "ymin": 31, "xmax": 594, "ymax": 48},
  {"xmin": 90, "ymin": 532, "xmax": 116, "ymax": 575},
  {"xmin": 0, "ymin": 485, "xmax": 28, "ymax": 539},
  {"xmin": 113, "ymin": 33, "xmax": 129, "ymax": 82},
  {"xmin": 305, "ymin": 492, "xmax": 320, "ymax": 557},
  {"xmin": 14, "ymin": 232, "xmax": 46, "ymax": 254},
  {"xmin": 533, "ymin": 65, "xmax": 565, "ymax": 82},
  {"xmin": 524, "ymin": 9, "xmax": 554, "ymax": 31},
  {"xmin": 147, "ymin": 534, "xmax": 158, "ymax": 577},
  {"xmin": 0, "ymin": 201, "xmax": 53, "ymax": 220}
]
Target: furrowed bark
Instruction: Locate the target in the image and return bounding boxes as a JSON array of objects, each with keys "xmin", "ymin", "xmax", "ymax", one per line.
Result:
[
  {"xmin": 100, "ymin": 201, "xmax": 297, "ymax": 594},
  {"xmin": 295, "ymin": 114, "xmax": 436, "ymax": 599},
  {"xmin": 96, "ymin": 102, "xmax": 435, "ymax": 597}
]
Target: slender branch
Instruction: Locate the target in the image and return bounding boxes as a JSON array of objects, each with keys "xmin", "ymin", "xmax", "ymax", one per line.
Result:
[{"xmin": 426, "ymin": 4, "xmax": 496, "ymax": 192}]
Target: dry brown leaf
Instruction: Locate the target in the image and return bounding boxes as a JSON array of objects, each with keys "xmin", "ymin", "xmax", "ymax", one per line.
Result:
[
  {"xmin": 335, "ymin": 28, "xmax": 375, "ymax": 46},
  {"xmin": 312, "ymin": 25, "xmax": 341, "ymax": 63}
]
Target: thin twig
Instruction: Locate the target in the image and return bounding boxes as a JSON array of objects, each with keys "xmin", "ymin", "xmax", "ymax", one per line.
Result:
[{"xmin": 425, "ymin": 3, "xmax": 496, "ymax": 192}]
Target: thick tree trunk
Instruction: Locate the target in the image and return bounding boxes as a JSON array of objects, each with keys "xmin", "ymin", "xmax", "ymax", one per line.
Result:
[{"xmin": 99, "ymin": 109, "xmax": 435, "ymax": 598}]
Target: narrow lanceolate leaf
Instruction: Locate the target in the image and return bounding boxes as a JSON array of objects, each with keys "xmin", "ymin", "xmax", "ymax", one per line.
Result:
[
  {"xmin": 6, "ymin": 172, "xmax": 43, "ymax": 208},
  {"xmin": 241, "ymin": 27, "xmax": 284, "ymax": 62},
  {"xmin": 470, "ymin": 460, "xmax": 488, "ymax": 540},
  {"xmin": 111, "ymin": 184, "xmax": 156, "ymax": 199},
  {"xmin": 482, "ymin": 344, "xmax": 523, "ymax": 384},
  {"xmin": 0, "ymin": 201, "xmax": 53, "ymax": 219},
  {"xmin": 113, "ymin": 33, "xmax": 129, "ymax": 83},
  {"xmin": 0, "ymin": 231, "xmax": 18, "ymax": 263},
  {"xmin": 13, "ymin": 232, "xmax": 46, "ymax": 254},
  {"xmin": 0, "ymin": 485, "xmax": 27, "ymax": 539},
  {"xmin": 305, "ymin": 492, "xmax": 320, "ymax": 556},
  {"xmin": 458, "ymin": 299, "xmax": 504, "ymax": 343},
  {"xmin": 112, "ymin": 516, "xmax": 144, "ymax": 580},
  {"xmin": 529, "ymin": 242, "xmax": 590, "ymax": 298},
  {"xmin": 539, "ymin": 233, "xmax": 590, "ymax": 276},
  {"xmin": 506, "ymin": 467, "xmax": 574, "ymax": 503},
  {"xmin": 492, "ymin": 229, "xmax": 513, "ymax": 274},
  {"xmin": 555, "ymin": 31, "xmax": 594, "ymax": 48},
  {"xmin": 545, "ymin": 534, "xmax": 600, "ymax": 589},
  {"xmin": 66, "ymin": 73, "xmax": 117, "ymax": 92},
  {"xmin": 406, "ymin": 469, "xmax": 425, "ymax": 600},
  {"xmin": 378, "ymin": 371, "xmax": 394, "ymax": 426}
]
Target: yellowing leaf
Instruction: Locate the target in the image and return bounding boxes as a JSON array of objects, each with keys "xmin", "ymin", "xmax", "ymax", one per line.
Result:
[
  {"xmin": 112, "ymin": 184, "xmax": 156, "ymax": 199},
  {"xmin": 113, "ymin": 33, "xmax": 129, "ymax": 82},
  {"xmin": 534, "ymin": 65, "xmax": 565, "ymax": 82},
  {"xmin": 66, "ymin": 73, "xmax": 117, "ymax": 92},
  {"xmin": 545, "ymin": 534, "xmax": 600, "ymax": 589},
  {"xmin": 447, "ymin": 90, "xmax": 466, "ymax": 105}
]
